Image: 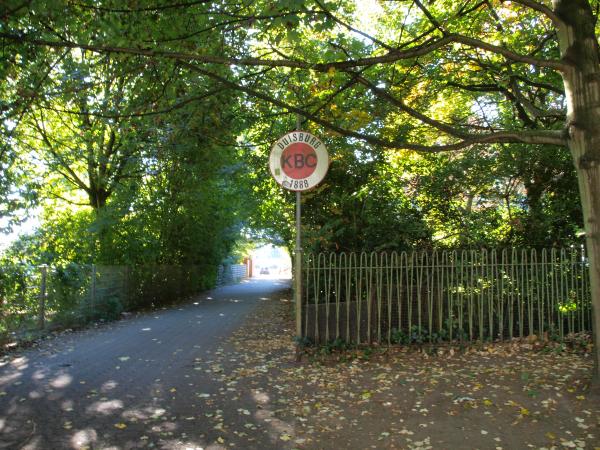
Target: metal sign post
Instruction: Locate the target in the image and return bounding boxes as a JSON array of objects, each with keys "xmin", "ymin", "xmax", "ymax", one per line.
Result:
[
  {"xmin": 294, "ymin": 115, "xmax": 303, "ymax": 339},
  {"xmin": 295, "ymin": 190, "xmax": 302, "ymax": 338},
  {"xmin": 268, "ymin": 119, "xmax": 329, "ymax": 343}
]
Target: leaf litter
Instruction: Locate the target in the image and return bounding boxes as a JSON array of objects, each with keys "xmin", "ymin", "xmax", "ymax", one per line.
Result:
[{"xmin": 188, "ymin": 291, "xmax": 600, "ymax": 449}]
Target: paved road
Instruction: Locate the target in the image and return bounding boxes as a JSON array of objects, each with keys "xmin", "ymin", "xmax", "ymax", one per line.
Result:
[{"xmin": 0, "ymin": 278, "xmax": 290, "ymax": 450}]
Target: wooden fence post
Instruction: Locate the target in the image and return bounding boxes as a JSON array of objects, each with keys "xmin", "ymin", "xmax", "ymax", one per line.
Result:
[
  {"xmin": 124, "ymin": 266, "xmax": 130, "ymax": 310},
  {"xmin": 38, "ymin": 265, "xmax": 47, "ymax": 330},
  {"xmin": 91, "ymin": 264, "xmax": 97, "ymax": 315}
]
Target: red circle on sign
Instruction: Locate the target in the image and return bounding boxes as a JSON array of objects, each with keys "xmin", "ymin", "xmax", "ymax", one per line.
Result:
[{"xmin": 281, "ymin": 143, "xmax": 318, "ymax": 179}]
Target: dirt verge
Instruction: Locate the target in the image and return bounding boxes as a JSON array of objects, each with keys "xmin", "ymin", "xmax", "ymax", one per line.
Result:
[{"xmin": 206, "ymin": 291, "xmax": 599, "ymax": 450}]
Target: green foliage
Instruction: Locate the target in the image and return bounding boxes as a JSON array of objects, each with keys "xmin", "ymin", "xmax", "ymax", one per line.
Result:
[
  {"xmin": 81, "ymin": 295, "xmax": 124, "ymax": 323},
  {"xmin": 0, "ymin": 0, "xmax": 586, "ymax": 292},
  {"xmin": 391, "ymin": 322, "xmax": 469, "ymax": 346},
  {"xmin": 394, "ymin": 143, "xmax": 581, "ymax": 248},
  {"xmin": 0, "ymin": 2, "xmax": 257, "ymax": 335},
  {"xmin": 0, "ymin": 263, "xmax": 37, "ymax": 334},
  {"xmin": 300, "ymin": 148, "xmax": 432, "ymax": 253},
  {"xmin": 294, "ymin": 335, "xmax": 314, "ymax": 349},
  {"xmin": 320, "ymin": 337, "xmax": 350, "ymax": 354}
]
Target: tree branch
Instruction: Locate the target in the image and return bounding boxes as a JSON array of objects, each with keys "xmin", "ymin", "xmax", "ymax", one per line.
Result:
[
  {"xmin": 449, "ymin": 34, "xmax": 566, "ymax": 71},
  {"xmin": 354, "ymin": 73, "xmax": 471, "ymax": 138},
  {"xmin": 508, "ymin": 77, "xmax": 565, "ymax": 120},
  {"xmin": 313, "ymin": 0, "xmax": 394, "ymax": 50},
  {"xmin": 34, "ymin": 88, "xmax": 232, "ymax": 119},
  {"xmin": 413, "ymin": 0, "xmax": 445, "ymax": 34},
  {"xmin": 506, "ymin": 0, "xmax": 562, "ymax": 25},
  {"xmin": 31, "ymin": 114, "xmax": 90, "ymax": 192},
  {"xmin": 46, "ymin": 190, "xmax": 91, "ymax": 207},
  {"xmin": 144, "ymin": 10, "xmax": 317, "ymax": 44},
  {"xmin": 446, "ymin": 78, "xmax": 564, "ymax": 128},
  {"xmin": 69, "ymin": 0, "xmax": 212, "ymax": 13},
  {"xmin": 309, "ymin": 70, "xmax": 364, "ymax": 118},
  {"xmin": 181, "ymin": 62, "xmax": 568, "ymax": 151},
  {"xmin": 513, "ymin": 74, "xmax": 564, "ymax": 95},
  {"xmin": 0, "ymin": 31, "xmax": 569, "ymax": 73},
  {"xmin": 0, "ymin": 49, "xmax": 69, "ymax": 163},
  {"xmin": 445, "ymin": 81, "xmax": 504, "ymax": 93},
  {"xmin": 457, "ymin": 1, "xmax": 487, "ymax": 17}
]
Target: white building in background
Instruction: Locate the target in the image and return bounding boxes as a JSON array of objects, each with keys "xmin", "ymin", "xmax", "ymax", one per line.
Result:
[{"xmin": 250, "ymin": 244, "xmax": 291, "ymax": 279}]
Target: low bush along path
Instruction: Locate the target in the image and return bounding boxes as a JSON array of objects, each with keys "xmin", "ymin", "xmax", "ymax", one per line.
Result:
[{"xmin": 1, "ymin": 277, "xmax": 598, "ymax": 449}]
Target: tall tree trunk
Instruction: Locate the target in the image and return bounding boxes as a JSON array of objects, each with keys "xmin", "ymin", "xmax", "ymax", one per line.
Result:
[
  {"xmin": 523, "ymin": 176, "xmax": 547, "ymax": 247},
  {"xmin": 554, "ymin": 0, "xmax": 600, "ymax": 382}
]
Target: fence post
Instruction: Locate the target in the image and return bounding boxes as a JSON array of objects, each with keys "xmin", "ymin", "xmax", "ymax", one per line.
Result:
[
  {"xmin": 91, "ymin": 264, "xmax": 97, "ymax": 315},
  {"xmin": 38, "ymin": 265, "xmax": 47, "ymax": 330},
  {"xmin": 295, "ymin": 114, "xmax": 303, "ymax": 343},
  {"xmin": 124, "ymin": 266, "xmax": 130, "ymax": 310},
  {"xmin": 295, "ymin": 191, "xmax": 302, "ymax": 339}
]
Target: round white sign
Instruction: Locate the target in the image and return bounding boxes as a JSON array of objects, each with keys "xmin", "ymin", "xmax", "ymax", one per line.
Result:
[{"xmin": 269, "ymin": 131, "xmax": 329, "ymax": 191}]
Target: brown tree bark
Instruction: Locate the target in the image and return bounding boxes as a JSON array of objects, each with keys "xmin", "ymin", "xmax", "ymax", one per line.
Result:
[{"xmin": 554, "ymin": 0, "xmax": 600, "ymax": 382}]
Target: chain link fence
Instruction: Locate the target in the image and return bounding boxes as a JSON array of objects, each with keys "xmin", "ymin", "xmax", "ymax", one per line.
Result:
[{"xmin": 0, "ymin": 263, "xmax": 234, "ymax": 344}]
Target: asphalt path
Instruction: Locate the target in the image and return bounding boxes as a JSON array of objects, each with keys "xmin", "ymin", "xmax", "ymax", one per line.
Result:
[{"xmin": 0, "ymin": 277, "xmax": 290, "ymax": 450}]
